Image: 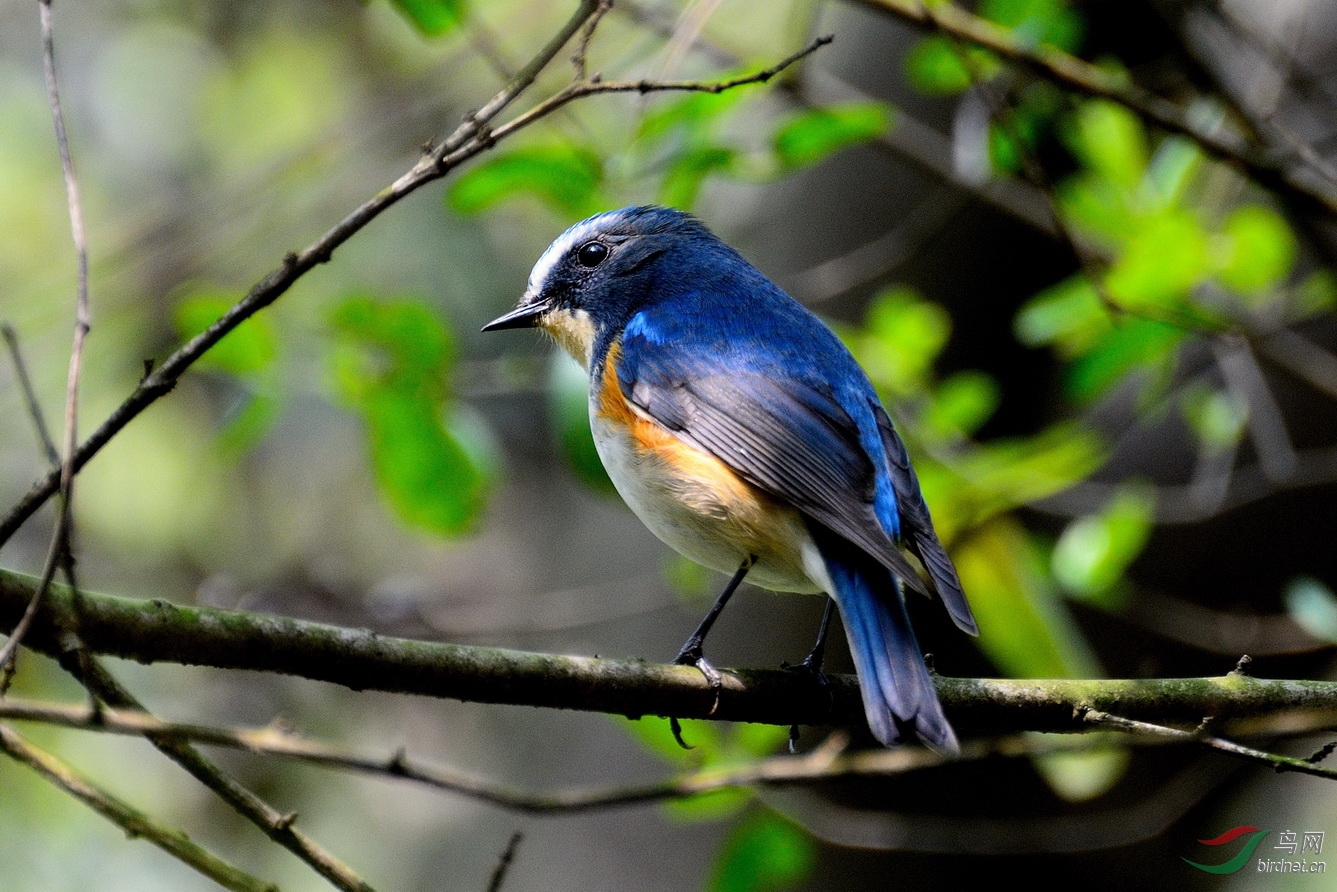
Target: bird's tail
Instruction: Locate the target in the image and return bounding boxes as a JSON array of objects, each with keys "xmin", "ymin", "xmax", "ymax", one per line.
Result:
[{"xmin": 810, "ymin": 524, "xmax": 959, "ymax": 754}]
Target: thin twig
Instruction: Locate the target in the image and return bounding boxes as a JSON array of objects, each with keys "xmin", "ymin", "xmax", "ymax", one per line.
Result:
[
  {"xmin": 0, "ymin": 6, "xmax": 828, "ymax": 551},
  {"xmin": 0, "ymin": 0, "xmax": 91, "ymax": 687},
  {"xmin": 1083, "ymin": 709, "xmax": 1337, "ymax": 780},
  {"xmin": 69, "ymin": 658, "xmax": 377, "ymax": 892},
  {"xmin": 486, "ymin": 832, "xmax": 524, "ymax": 892},
  {"xmin": 0, "ymin": 723, "xmax": 277, "ymax": 892},
  {"xmin": 1, "ymin": 324, "xmax": 60, "ymax": 466}
]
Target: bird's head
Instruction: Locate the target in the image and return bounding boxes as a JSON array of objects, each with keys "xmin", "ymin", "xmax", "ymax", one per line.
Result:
[{"xmin": 482, "ymin": 205, "xmax": 718, "ymax": 369}]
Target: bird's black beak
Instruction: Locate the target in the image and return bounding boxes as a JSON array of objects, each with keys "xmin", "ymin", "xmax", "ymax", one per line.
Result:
[{"xmin": 481, "ymin": 301, "xmax": 548, "ymax": 332}]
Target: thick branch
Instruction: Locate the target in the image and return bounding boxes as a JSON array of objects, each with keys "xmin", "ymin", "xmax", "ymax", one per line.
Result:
[{"xmin": 3, "ymin": 570, "xmax": 1335, "ymax": 737}]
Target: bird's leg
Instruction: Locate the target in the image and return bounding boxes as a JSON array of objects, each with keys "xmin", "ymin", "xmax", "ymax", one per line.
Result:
[
  {"xmin": 785, "ymin": 597, "xmax": 836, "ymax": 752},
  {"xmin": 673, "ymin": 556, "xmax": 754, "ymax": 709}
]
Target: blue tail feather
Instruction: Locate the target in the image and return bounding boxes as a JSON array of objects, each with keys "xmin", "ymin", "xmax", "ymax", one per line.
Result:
[{"xmin": 811, "ymin": 524, "xmax": 959, "ymax": 754}]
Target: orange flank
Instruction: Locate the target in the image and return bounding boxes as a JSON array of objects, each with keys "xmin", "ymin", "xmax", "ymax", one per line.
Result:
[{"xmin": 594, "ymin": 342, "xmax": 811, "ymax": 585}]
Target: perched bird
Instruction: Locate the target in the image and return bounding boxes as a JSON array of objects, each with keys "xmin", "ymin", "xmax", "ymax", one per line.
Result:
[{"xmin": 484, "ymin": 206, "xmax": 977, "ymax": 752}]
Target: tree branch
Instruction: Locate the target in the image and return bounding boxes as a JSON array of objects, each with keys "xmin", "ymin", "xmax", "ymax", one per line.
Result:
[
  {"xmin": 3, "ymin": 570, "xmax": 1335, "ymax": 738},
  {"xmin": 853, "ymin": 0, "xmax": 1337, "ymax": 217},
  {"xmin": 0, "ymin": 723, "xmax": 277, "ymax": 892}
]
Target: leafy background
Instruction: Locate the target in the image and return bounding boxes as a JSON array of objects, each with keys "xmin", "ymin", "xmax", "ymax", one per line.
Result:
[{"xmin": 1, "ymin": 0, "xmax": 1336, "ymax": 889}]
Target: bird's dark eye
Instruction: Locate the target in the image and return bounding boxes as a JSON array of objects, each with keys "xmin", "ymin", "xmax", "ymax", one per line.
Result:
[{"xmin": 576, "ymin": 241, "xmax": 608, "ymax": 268}]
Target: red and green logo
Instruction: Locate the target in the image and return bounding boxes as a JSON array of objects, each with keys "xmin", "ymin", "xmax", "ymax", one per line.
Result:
[{"xmin": 1184, "ymin": 826, "xmax": 1271, "ymax": 874}]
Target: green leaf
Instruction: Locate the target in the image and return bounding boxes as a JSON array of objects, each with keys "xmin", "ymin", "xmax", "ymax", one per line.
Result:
[
  {"xmin": 636, "ymin": 89, "xmax": 753, "ymax": 147},
  {"xmin": 657, "ymin": 145, "xmax": 739, "ymax": 210},
  {"xmin": 174, "ymin": 289, "xmax": 278, "ymax": 376},
  {"xmin": 953, "ymin": 422, "xmax": 1106, "ymax": 519},
  {"xmin": 771, "ymin": 103, "xmax": 891, "ymax": 170},
  {"xmin": 1014, "ymin": 274, "xmax": 1108, "ymax": 355},
  {"xmin": 1065, "ymin": 318, "xmax": 1182, "ymax": 403},
  {"xmin": 1180, "ymin": 384, "xmax": 1246, "ymax": 453},
  {"xmin": 1296, "ymin": 270, "xmax": 1337, "ymax": 317},
  {"xmin": 708, "ymin": 810, "xmax": 816, "ymax": 892},
  {"xmin": 955, "ymin": 517, "xmax": 1101, "ymax": 679},
  {"xmin": 1285, "ymin": 576, "xmax": 1337, "ymax": 643},
  {"xmin": 1051, "ymin": 486, "xmax": 1154, "ymax": 604},
  {"xmin": 981, "ymin": 0, "xmax": 1084, "ymax": 51},
  {"xmin": 328, "ymin": 295, "xmax": 488, "ymax": 536},
  {"xmin": 847, "ymin": 288, "xmax": 951, "ymax": 396},
  {"xmin": 1031, "ymin": 739, "xmax": 1128, "ymax": 802},
  {"xmin": 1217, "ymin": 204, "xmax": 1297, "ymax": 298},
  {"xmin": 923, "ymin": 370, "xmax": 1000, "ymax": 439},
  {"xmin": 447, "ymin": 142, "xmax": 605, "ymax": 217},
  {"xmin": 905, "ymin": 36, "xmax": 998, "ymax": 94},
  {"xmin": 387, "ymin": 0, "xmax": 464, "ymax": 36},
  {"xmin": 360, "ymin": 391, "xmax": 486, "ymax": 535},
  {"xmin": 216, "ymin": 391, "xmax": 281, "ymax": 456},
  {"xmin": 1104, "ymin": 209, "xmax": 1210, "ymax": 311},
  {"xmin": 1066, "ymin": 100, "xmax": 1148, "ymax": 192}
]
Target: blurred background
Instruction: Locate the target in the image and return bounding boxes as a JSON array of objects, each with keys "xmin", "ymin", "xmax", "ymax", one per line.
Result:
[{"xmin": 1, "ymin": 0, "xmax": 1336, "ymax": 889}]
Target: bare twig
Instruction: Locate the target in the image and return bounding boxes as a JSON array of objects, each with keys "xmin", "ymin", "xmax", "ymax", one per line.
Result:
[
  {"xmin": 0, "ymin": 0, "xmax": 91, "ymax": 686},
  {"xmin": 486, "ymin": 832, "xmax": 524, "ymax": 892},
  {"xmin": 69, "ymin": 658, "xmax": 377, "ymax": 892},
  {"xmin": 0, "ymin": 723, "xmax": 277, "ymax": 892},
  {"xmin": 1083, "ymin": 709, "xmax": 1337, "ymax": 780},
  {"xmin": 1, "ymin": 324, "xmax": 60, "ymax": 465}
]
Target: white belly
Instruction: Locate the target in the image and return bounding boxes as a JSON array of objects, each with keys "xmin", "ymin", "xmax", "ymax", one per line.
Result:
[{"xmin": 590, "ymin": 408, "xmax": 823, "ymax": 594}]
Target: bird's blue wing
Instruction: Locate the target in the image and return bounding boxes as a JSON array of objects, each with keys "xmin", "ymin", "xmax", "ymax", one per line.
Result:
[
  {"xmin": 875, "ymin": 407, "xmax": 979, "ymax": 635},
  {"xmin": 615, "ymin": 303, "xmax": 934, "ymax": 597}
]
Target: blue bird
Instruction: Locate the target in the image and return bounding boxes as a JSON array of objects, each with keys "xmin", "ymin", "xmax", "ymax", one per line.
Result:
[{"xmin": 484, "ymin": 206, "xmax": 978, "ymax": 752}]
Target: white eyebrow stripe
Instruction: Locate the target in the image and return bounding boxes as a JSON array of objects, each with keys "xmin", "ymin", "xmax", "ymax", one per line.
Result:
[{"xmin": 526, "ymin": 210, "xmax": 626, "ymax": 296}]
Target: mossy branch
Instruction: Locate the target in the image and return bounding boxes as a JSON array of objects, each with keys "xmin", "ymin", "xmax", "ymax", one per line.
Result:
[{"xmin": 3, "ymin": 569, "xmax": 1335, "ymax": 740}]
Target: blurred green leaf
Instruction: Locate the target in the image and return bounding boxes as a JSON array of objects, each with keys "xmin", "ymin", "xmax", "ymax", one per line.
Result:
[
  {"xmin": 387, "ymin": 0, "xmax": 464, "ymax": 36},
  {"xmin": 215, "ymin": 391, "xmax": 280, "ymax": 456},
  {"xmin": 1145, "ymin": 137, "xmax": 1202, "ymax": 209},
  {"xmin": 923, "ymin": 370, "xmax": 1000, "ymax": 439},
  {"xmin": 1218, "ymin": 204, "xmax": 1297, "ymax": 298},
  {"xmin": 982, "ymin": 0, "xmax": 1084, "ymax": 50},
  {"xmin": 1051, "ymin": 486, "xmax": 1154, "ymax": 605},
  {"xmin": 905, "ymin": 35, "xmax": 998, "ymax": 94},
  {"xmin": 1014, "ymin": 275, "xmax": 1107, "ymax": 356},
  {"xmin": 955, "ymin": 517, "xmax": 1101, "ymax": 679},
  {"xmin": 328, "ymin": 295, "xmax": 488, "ymax": 536},
  {"xmin": 847, "ymin": 288, "xmax": 951, "ymax": 396},
  {"xmin": 1285, "ymin": 576, "xmax": 1337, "ymax": 643},
  {"xmin": 665, "ymin": 552, "xmax": 718, "ymax": 601},
  {"xmin": 1104, "ymin": 209, "xmax": 1210, "ymax": 310},
  {"xmin": 1181, "ymin": 384, "xmax": 1247, "ymax": 453},
  {"xmin": 771, "ymin": 103, "xmax": 891, "ymax": 170},
  {"xmin": 1296, "ymin": 270, "xmax": 1337, "ymax": 316},
  {"xmin": 1065, "ymin": 318, "xmax": 1182, "ymax": 403},
  {"xmin": 956, "ymin": 422, "xmax": 1107, "ymax": 516},
  {"xmin": 658, "ymin": 145, "xmax": 739, "ymax": 210},
  {"xmin": 905, "ymin": 36, "xmax": 969, "ymax": 94},
  {"xmin": 447, "ymin": 142, "xmax": 605, "ymax": 216},
  {"xmin": 1066, "ymin": 100, "xmax": 1148, "ymax": 192},
  {"xmin": 548, "ymin": 353, "xmax": 614, "ymax": 492},
  {"xmin": 1031, "ymin": 738, "xmax": 1129, "ymax": 802},
  {"xmin": 708, "ymin": 810, "xmax": 816, "ymax": 892},
  {"xmin": 637, "ymin": 89, "xmax": 754, "ymax": 146},
  {"xmin": 174, "ymin": 289, "xmax": 279, "ymax": 376}
]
